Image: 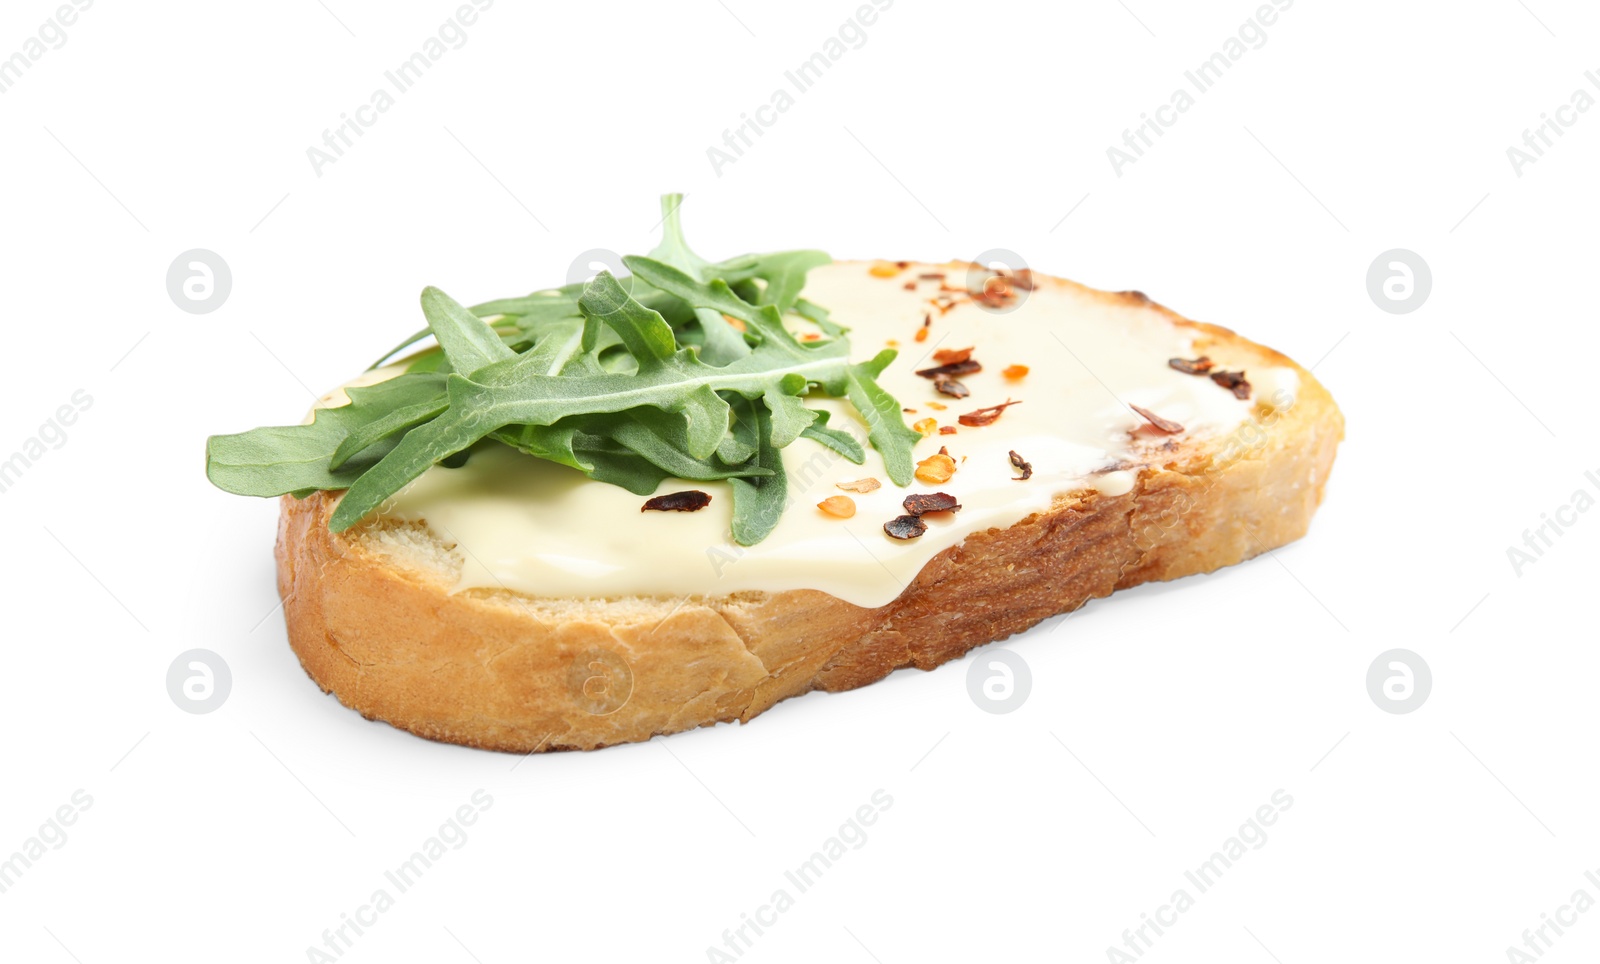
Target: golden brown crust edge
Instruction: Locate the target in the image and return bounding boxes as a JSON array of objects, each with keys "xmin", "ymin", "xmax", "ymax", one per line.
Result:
[{"xmin": 274, "ymin": 281, "xmax": 1344, "ymax": 753}]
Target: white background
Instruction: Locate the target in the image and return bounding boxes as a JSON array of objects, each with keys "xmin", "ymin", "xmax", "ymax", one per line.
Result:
[{"xmin": 3, "ymin": 0, "xmax": 1597, "ymax": 961}]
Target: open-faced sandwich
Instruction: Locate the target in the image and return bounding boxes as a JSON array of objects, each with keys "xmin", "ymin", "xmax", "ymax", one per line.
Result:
[{"xmin": 207, "ymin": 195, "xmax": 1343, "ymax": 752}]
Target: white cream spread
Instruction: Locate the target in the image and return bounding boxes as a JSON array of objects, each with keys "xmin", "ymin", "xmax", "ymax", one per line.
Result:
[{"xmin": 316, "ymin": 263, "xmax": 1293, "ymax": 608}]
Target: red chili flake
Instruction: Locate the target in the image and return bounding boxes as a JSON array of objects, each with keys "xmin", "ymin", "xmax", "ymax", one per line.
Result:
[
  {"xmin": 1130, "ymin": 404, "xmax": 1184, "ymax": 434},
  {"xmin": 1168, "ymin": 356, "xmax": 1215, "ymax": 375},
  {"xmin": 932, "ymin": 346, "xmax": 974, "ymax": 365},
  {"xmin": 902, "ymin": 407, "xmax": 917, "ymax": 414},
  {"xmin": 958, "ymin": 399, "xmax": 1023, "ymax": 427},
  {"xmin": 1210, "ymin": 370, "xmax": 1252, "ymax": 400},
  {"xmin": 883, "ymin": 514, "xmax": 928, "ymax": 540},
  {"xmin": 641, "ymin": 490, "xmax": 711, "ymax": 513},
  {"xmin": 1010, "ymin": 269, "xmax": 1036, "ymax": 291},
  {"xmin": 903, "ymin": 492, "xmax": 961, "ymax": 515},
  {"xmin": 919, "ymin": 272, "xmax": 947, "ymax": 280},
  {"xmin": 971, "ymin": 275, "xmax": 1016, "ymax": 308},
  {"xmin": 939, "ymin": 425, "xmax": 958, "ymax": 435},
  {"xmin": 922, "ymin": 313, "xmax": 932, "ymax": 327},
  {"xmin": 902, "ymin": 281, "xmax": 916, "ymax": 291},
  {"xmin": 895, "ymin": 260, "xmax": 910, "ymax": 269},
  {"xmin": 1009, "ymin": 450, "xmax": 1033, "ymax": 481},
  {"xmin": 933, "ymin": 374, "xmax": 970, "ymax": 399},
  {"xmin": 916, "ymin": 359, "xmax": 982, "ymax": 379},
  {"xmin": 836, "ymin": 477, "xmax": 881, "ymax": 494}
]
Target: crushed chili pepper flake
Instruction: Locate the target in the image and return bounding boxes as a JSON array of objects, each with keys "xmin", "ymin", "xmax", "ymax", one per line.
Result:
[
  {"xmin": 800, "ymin": 332, "xmax": 823, "ymax": 342},
  {"xmin": 1210, "ymin": 370, "xmax": 1252, "ymax": 400},
  {"xmin": 896, "ymin": 260, "xmax": 910, "ymax": 269},
  {"xmin": 939, "ymin": 425, "xmax": 958, "ymax": 435},
  {"xmin": 902, "ymin": 407, "xmax": 917, "ymax": 414},
  {"xmin": 916, "ymin": 359, "xmax": 981, "ymax": 379},
  {"xmin": 1010, "ymin": 269, "xmax": 1036, "ymax": 291},
  {"xmin": 912, "ymin": 417, "xmax": 939, "ymax": 437},
  {"xmin": 903, "ymin": 492, "xmax": 961, "ymax": 515},
  {"xmin": 1169, "ymin": 356, "xmax": 1215, "ymax": 375},
  {"xmin": 642, "ymin": 490, "xmax": 711, "ymax": 513},
  {"xmin": 886, "ymin": 339, "xmax": 900, "ymax": 347},
  {"xmin": 836, "ymin": 477, "xmax": 881, "ymax": 494},
  {"xmin": 933, "ymin": 375, "xmax": 970, "ymax": 399},
  {"xmin": 1002, "ymin": 364, "xmax": 1029, "ymax": 380},
  {"xmin": 958, "ymin": 398, "xmax": 1024, "ymax": 427},
  {"xmin": 902, "ymin": 281, "xmax": 917, "ymax": 291},
  {"xmin": 817, "ymin": 495, "xmax": 856, "ymax": 518},
  {"xmin": 932, "ymin": 346, "xmax": 975, "ymax": 365},
  {"xmin": 914, "ymin": 328, "xmax": 929, "ymax": 343},
  {"xmin": 1009, "ymin": 450, "xmax": 1033, "ymax": 481},
  {"xmin": 1130, "ymin": 404, "xmax": 1184, "ymax": 434},
  {"xmin": 869, "ymin": 263, "xmax": 900, "ymax": 278},
  {"xmin": 884, "ymin": 514, "xmax": 928, "ymax": 540},
  {"xmin": 926, "ymin": 401, "xmax": 947, "ymax": 411},
  {"xmin": 970, "ymin": 275, "xmax": 1017, "ymax": 309},
  {"xmin": 915, "ymin": 452, "xmax": 957, "ymax": 484},
  {"xmin": 919, "ymin": 272, "xmax": 947, "ymax": 280}
]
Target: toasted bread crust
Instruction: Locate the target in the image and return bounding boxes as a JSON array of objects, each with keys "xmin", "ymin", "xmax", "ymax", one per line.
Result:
[{"xmin": 275, "ymin": 275, "xmax": 1343, "ymax": 752}]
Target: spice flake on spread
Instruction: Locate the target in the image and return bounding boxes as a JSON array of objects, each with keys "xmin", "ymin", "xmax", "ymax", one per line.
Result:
[
  {"xmin": 642, "ymin": 490, "xmax": 712, "ymax": 513},
  {"xmin": 1169, "ymin": 356, "xmax": 1215, "ymax": 375},
  {"xmin": 903, "ymin": 492, "xmax": 961, "ymax": 515},
  {"xmin": 817, "ymin": 496, "xmax": 856, "ymax": 518},
  {"xmin": 836, "ymin": 478, "xmax": 881, "ymax": 494},
  {"xmin": 883, "ymin": 515, "xmax": 928, "ymax": 540},
  {"xmin": 1210, "ymin": 370, "xmax": 1252, "ymax": 400},
  {"xmin": 1130, "ymin": 404, "xmax": 1184, "ymax": 434},
  {"xmin": 958, "ymin": 399, "xmax": 1023, "ymax": 427}
]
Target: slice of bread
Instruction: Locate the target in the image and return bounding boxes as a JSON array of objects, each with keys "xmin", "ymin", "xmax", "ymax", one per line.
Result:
[{"xmin": 276, "ymin": 267, "xmax": 1342, "ymax": 752}]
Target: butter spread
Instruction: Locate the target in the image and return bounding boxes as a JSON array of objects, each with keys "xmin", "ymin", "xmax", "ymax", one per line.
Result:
[{"xmin": 315, "ymin": 263, "xmax": 1291, "ymax": 608}]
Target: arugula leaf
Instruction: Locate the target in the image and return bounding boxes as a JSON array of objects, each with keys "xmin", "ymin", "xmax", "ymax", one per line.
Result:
[
  {"xmin": 744, "ymin": 250, "xmax": 832, "ymax": 314},
  {"xmin": 645, "ymin": 194, "xmax": 751, "ymax": 366},
  {"xmin": 728, "ymin": 397, "xmax": 787, "ymax": 546},
  {"xmin": 329, "ymin": 393, "xmax": 449, "ymax": 470},
  {"xmin": 421, "ymin": 286, "xmax": 516, "ymax": 376},
  {"xmin": 763, "ymin": 377, "xmax": 818, "ymax": 449},
  {"xmin": 793, "ymin": 297, "xmax": 847, "ymax": 337},
  {"xmin": 845, "ymin": 350, "xmax": 920, "ymax": 486},
  {"xmin": 799, "ymin": 410, "xmax": 865, "ymax": 464},
  {"xmin": 208, "ymin": 195, "xmax": 920, "ymax": 547},
  {"xmin": 327, "ymin": 273, "xmax": 859, "ymax": 530},
  {"xmin": 207, "ymin": 373, "xmax": 447, "ymax": 497},
  {"xmin": 329, "ymin": 396, "xmax": 488, "ymax": 531}
]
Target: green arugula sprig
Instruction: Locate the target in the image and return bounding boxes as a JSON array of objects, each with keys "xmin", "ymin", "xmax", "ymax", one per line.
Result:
[{"xmin": 205, "ymin": 195, "xmax": 918, "ymax": 545}]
